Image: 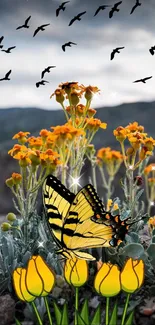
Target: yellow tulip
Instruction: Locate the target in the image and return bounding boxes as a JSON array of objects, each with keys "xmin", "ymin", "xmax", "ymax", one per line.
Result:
[
  {"xmin": 121, "ymin": 258, "xmax": 144, "ymax": 293},
  {"xmin": 26, "ymin": 255, "xmax": 55, "ymax": 297},
  {"xmin": 94, "ymin": 263, "xmax": 121, "ymax": 297},
  {"xmin": 12, "ymin": 268, "xmax": 35, "ymax": 302},
  {"xmin": 64, "ymin": 257, "xmax": 88, "ymax": 287}
]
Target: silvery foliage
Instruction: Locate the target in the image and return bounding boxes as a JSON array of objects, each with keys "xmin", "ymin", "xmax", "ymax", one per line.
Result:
[{"xmin": 0, "ymin": 211, "xmax": 62, "ymax": 294}]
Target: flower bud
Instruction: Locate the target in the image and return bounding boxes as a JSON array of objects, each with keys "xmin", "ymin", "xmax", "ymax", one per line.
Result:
[
  {"xmin": 6, "ymin": 213, "xmax": 16, "ymax": 222},
  {"xmin": 5, "ymin": 177, "xmax": 14, "ymax": 188},
  {"xmin": 94, "ymin": 263, "xmax": 121, "ymax": 297},
  {"xmin": 1, "ymin": 222, "xmax": 11, "ymax": 231},
  {"xmin": 64, "ymin": 257, "xmax": 88, "ymax": 287},
  {"xmin": 121, "ymin": 258, "xmax": 144, "ymax": 293}
]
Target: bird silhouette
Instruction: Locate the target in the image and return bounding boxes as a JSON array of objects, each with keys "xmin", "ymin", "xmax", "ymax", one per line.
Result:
[
  {"xmin": 109, "ymin": 1, "xmax": 122, "ymax": 18},
  {"xmin": 16, "ymin": 16, "xmax": 31, "ymax": 30},
  {"xmin": 149, "ymin": 46, "xmax": 155, "ymax": 55},
  {"xmin": 0, "ymin": 45, "xmax": 3, "ymax": 49},
  {"xmin": 56, "ymin": 1, "xmax": 70, "ymax": 17},
  {"xmin": 110, "ymin": 47, "xmax": 125, "ymax": 60},
  {"xmin": 62, "ymin": 41, "xmax": 77, "ymax": 51},
  {"xmin": 36, "ymin": 80, "xmax": 49, "ymax": 88},
  {"xmin": 0, "ymin": 36, "xmax": 4, "ymax": 44},
  {"xmin": 41, "ymin": 66, "xmax": 56, "ymax": 79},
  {"xmin": 68, "ymin": 11, "xmax": 86, "ymax": 26},
  {"xmin": 133, "ymin": 76, "xmax": 152, "ymax": 83},
  {"xmin": 33, "ymin": 24, "xmax": 50, "ymax": 37},
  {"xmin": 94, "ymin": 5, "xmax": 111, "ymax": 16},
  {"xmin": 2, "ymin": 46, "xmax": 16, "ymax": 53},
  {"xmin": 0, "ymin": 70, "xmax": 12, "ymax": 81},
  {"xmin": 130, "ymin": 0, "xmax": 141, "ymax": 14}
]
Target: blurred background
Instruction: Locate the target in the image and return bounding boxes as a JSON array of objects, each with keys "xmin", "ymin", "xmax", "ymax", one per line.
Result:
[{"xmin": 0, "ymin": 0, "xmax": 155, "ymax": 215}]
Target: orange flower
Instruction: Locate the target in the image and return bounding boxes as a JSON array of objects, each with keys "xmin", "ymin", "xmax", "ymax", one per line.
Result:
[
  {"xmin": 148, "ymin": 178, "xmax": 155, "ymax": 185},
  {"xmin": 144, "ymin": 164, "xmax": 155, "ymax": 175},
  {"xmin": 113, "ymin": 126, "xmax": 128, "ymax": 142},
  {"xmin": 40, "ymin": 129, "xmax": 50, "ymax": 139},
  {"xmin": 139, "ymin": 146, "xmax": 153, "ymax": 161},
  {"xmin": 126, "ymin": 122, "xmax": 144, "ymax": 133},
  {"xmin": 14, "ymin": 151, "xmax": 31, "ymax": 167},
  {"xmin": 51, "ymin": 123, "xmax": 85, "ymax": 145},
  {"xmin": 27, "ymin": 137, "xmax": 43, "ymax": 149},
  {"xmin": 148, "ymin": 216, "xmax": 155, "ymax": 231},
  {"xmin": 12, "ymin": 173, "xmax": 22, "ymax": 185},
  {"xmin": 12, "ymin": 131, "xmax": 30, "ymax": 144},
  {"xmin": 59, "ymin": 81, "xmax": 82, "ymax": 95},
  {"xmin": 50, "ymin": 88, "xmax": 65, "ymax": 104},
  {"xmin": 97, "ymin": 147, "xmax": 123, "ymax": 163},
  {"xmin": 128, "ymin": 135, "xmax": 143, "ymax": 150},
  {"xmin": 82, "ymin": 85, "xmax": 100, "ymax": 101},
  {"xmin": 8, "ymin": 144, "xmax": 27, "ymax": 157},
  {"xmin": 40, "ymin": 149, "xmax": 60, "ymax": 168},
  {"xmin": 29, "ymin": 149, "xmax": 41, "ymax": 166},
  {"xmin": 87, "ymin": 108, "xmax": 96, "ymax": 117},
  {"xmin": 85, "ymin": 118, "xmax": 107, "ymax": 131},
  {"xmin": 70, "ymin": 90, "xmax": 81, "ymax": 106},
  {"xmin": 143, "ymin": 137, "xmax": 155, "ymax": 151}
]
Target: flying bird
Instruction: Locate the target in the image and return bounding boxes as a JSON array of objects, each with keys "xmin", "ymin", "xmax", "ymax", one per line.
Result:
[
  {"xmin": 149, "ymin": 46, "xmax": 155, "ymax": 55},
  {"xmin": 94, "ymin": 5, "xmax": 111, "ymax": 16},
  {"xmin": 41, "ymin": 66, "xmax": 56, "ymax": 79},
  {"xmin": 56, "ymin": 1, "xmax": 70, "ymax": 17},
  {"xmin": 110, "ymin": 47, "xmax": 125, "ymax": 60},
  {"xmin": 33, "ymin": 24, "xmax": 50, "ymax": 37},
  {"xmin": 16, "ymin": 16, "xmax": 31, "ymax": 30},
  {"xmin": 0, "ymin": 36, "xmax": 4, "ymax": 44},
  {"xmin": 0, "ymin": 70, "xmax": 12, "ymax": 81},
  {"xmin": 68, "ymin": 11, "xmax": 86, "ymax": 26},
  {"xmin": 133, "ymin": 76, "xmax": 152, "ymax": 84},
  {"xmin": 1, "ymin": 46, "xmax": 16, "ymax": 53},
  {"xmin": 130, "ymin": 0, "xmax": 141, "ymax": 14},
  {"xmin": 109, "ymin": 1, "xmax": 122, "ymax": 18},
  {"xmin": 36, "ymin": 80, "xmax": 49, "ymax": 88},
  {"xmin": 62, "ymin": 41, "xmax": 77, "ymax": 51}
]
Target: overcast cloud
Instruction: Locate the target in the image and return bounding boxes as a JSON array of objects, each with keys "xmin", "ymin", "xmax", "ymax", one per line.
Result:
[{"xmin": 0, "ymin": 0, "xmax": 155, "ymax": 109}]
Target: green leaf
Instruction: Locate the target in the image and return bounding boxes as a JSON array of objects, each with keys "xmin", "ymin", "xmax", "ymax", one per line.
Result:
[
  {"xmin": 125, "ymin": 310, "xmax": 134, "ymax": 325},
  {"xmin": 61, "ymin": 302, "xmax": 68, "ymax": 325},
  {"xmin": 147, "ymin": 244, "xmax": 155, "ymax": 257},
  {"xmin": 91, "ymin": 304, "xmax": 101, "ymax": 325},
  {"xmin": 77, "ymin": 312, "xmax": 87, "ymax": 325},
  {"xmin": 152, "ymin": 236, "xmax": 155, "ymax": 244},
  {"xmin": 80, "ymin": 299, "xmax": 89, "ymax": 325},
  {"xmin": 121, "ymin": 243, "xmax": 144, "ymax": 258},
  {"xmin": 109, "ymin": 301, "xmax": 118, "ymax": 325},
  {"xmin": 53, "ymin": 301, "xmax": 62, "ymax": 325},
  {"xmin": 14, "ymin": 318, "xmax": 22, "ymax": 325}
]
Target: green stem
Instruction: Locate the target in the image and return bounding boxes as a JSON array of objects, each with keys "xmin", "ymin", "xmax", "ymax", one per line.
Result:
[
  {"xmin": 92, "ymin": 159, "xmax": 97, "ymax": 190},
  {"xmin": 106, "ymin": 175, "xmax": 114, "ymax": 202},
  {"xmin": 74, "ymin": 287, "xmax": 79, "ymax": 325},
  {"xmin": 31, "ymin": 301, "xmax": 43, "ymax": 325},
  {"xmin": 44, "ymin": 296, "xmax": 53, "ymax": 325},
  {"xmin": 61, "ymin": 103, "xmax": 69, "ymax": 121},
  {"xmin": 105, "ymin": 297, "xmax": 110, "ymax": 325},
  {"xmin": 121, "ymin": 293, "xmax": 130, "ymax": 325}
]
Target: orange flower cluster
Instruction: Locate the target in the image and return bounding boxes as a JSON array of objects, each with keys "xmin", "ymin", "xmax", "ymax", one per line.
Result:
[
  {"xmin": 113, "ymin": 122, "xmax": 155, "ymax": 165},
  {"xmin": 96, "ymin": 147, "xmax": 123, "ymax": 176}
]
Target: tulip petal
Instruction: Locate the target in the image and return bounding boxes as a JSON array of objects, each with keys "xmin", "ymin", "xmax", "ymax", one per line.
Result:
[
  {"xmin": 26, "ymin": 257, "xmax": 43, "ymax": 296},
  {"xmin": 64, "ymin": 257, "xmax": 88, "ymax": 287},
  {"xmin": 134, "ymin": 260, "xmax": 144, "ymax": 288},
  {"xmin": 20, "ymin": 269, "xmax": 36, "ymax": 302},
  {"xmin": 12, "ymin": 268, "xmax": 25, "ymax": 301},
  {"xmin": 121, "ymin": 258, "xmax": 139, "ymax": 293},
  {"xmin": 94, "ymin": 263, "xmax": 110, "ymax": 294},
  {"xmin": 34, "ymin": 256, "xmax": 55, "ymax": 295},
  {"xmin": 99, "ymin": 265, "xmax": 121, "ymax": 297}
]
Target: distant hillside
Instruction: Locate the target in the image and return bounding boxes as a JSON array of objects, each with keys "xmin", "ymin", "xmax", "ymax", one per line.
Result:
[
  {"xmin": 0, "ymin": 101, "xmax": 154, "ymax": 215},
  {"xmin": 0, "ymin": 101, "xmax": 155, "ymax": 151}
]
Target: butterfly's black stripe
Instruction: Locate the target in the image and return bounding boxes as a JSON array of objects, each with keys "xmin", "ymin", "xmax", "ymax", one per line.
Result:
[
  {"xmin": 45, "ymin": 175, "xmax": 75, "ymax": 203},
  {"xmin": 45, "ymin": 204, "xmax": 59, "ymax": 211},
  {"xmin": 68, "ymin": 211, "xmax": 78, "ymax": 216},
  {"xmin": 47, "ymin": 211, "xmax": 62, "ymax": 219},
  {"xmin": 64, "ymin": 217, "xmax": 82, "ymax": 225},
  {"xmin": 48, "ymin": 223, "xmax": 62, "ymax": 231}
]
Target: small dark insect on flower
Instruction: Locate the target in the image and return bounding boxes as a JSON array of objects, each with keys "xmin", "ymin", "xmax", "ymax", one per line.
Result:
[{"xmin": 134, "ymin": 176, "xmax": 143, "ymax": 186}]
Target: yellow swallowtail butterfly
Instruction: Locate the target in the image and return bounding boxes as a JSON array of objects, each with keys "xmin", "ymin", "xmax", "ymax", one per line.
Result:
[{"xmin": 43, "ymin": 175, "xmax": 129, "ymax": 261}]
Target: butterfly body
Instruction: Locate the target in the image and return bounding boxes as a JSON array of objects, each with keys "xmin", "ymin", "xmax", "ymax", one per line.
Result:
[{"xmin": 43, "ymin": 175, "xmax": 130, "ymax": 260}]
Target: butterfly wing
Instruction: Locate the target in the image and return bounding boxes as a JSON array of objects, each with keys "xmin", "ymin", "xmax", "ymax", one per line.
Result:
[
  {"xmin": 61, "ymin": 184, "xmax": 114, "ymax": 252},
  {"xmin": 43, "ymin": 175, "xmax": 75, "ymax": 247}
]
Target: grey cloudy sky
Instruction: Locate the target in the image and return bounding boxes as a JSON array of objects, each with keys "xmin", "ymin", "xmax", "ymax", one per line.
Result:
[{"xmin": 0, "ymin": 0, "xmax": 155, "ymax": 109}]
